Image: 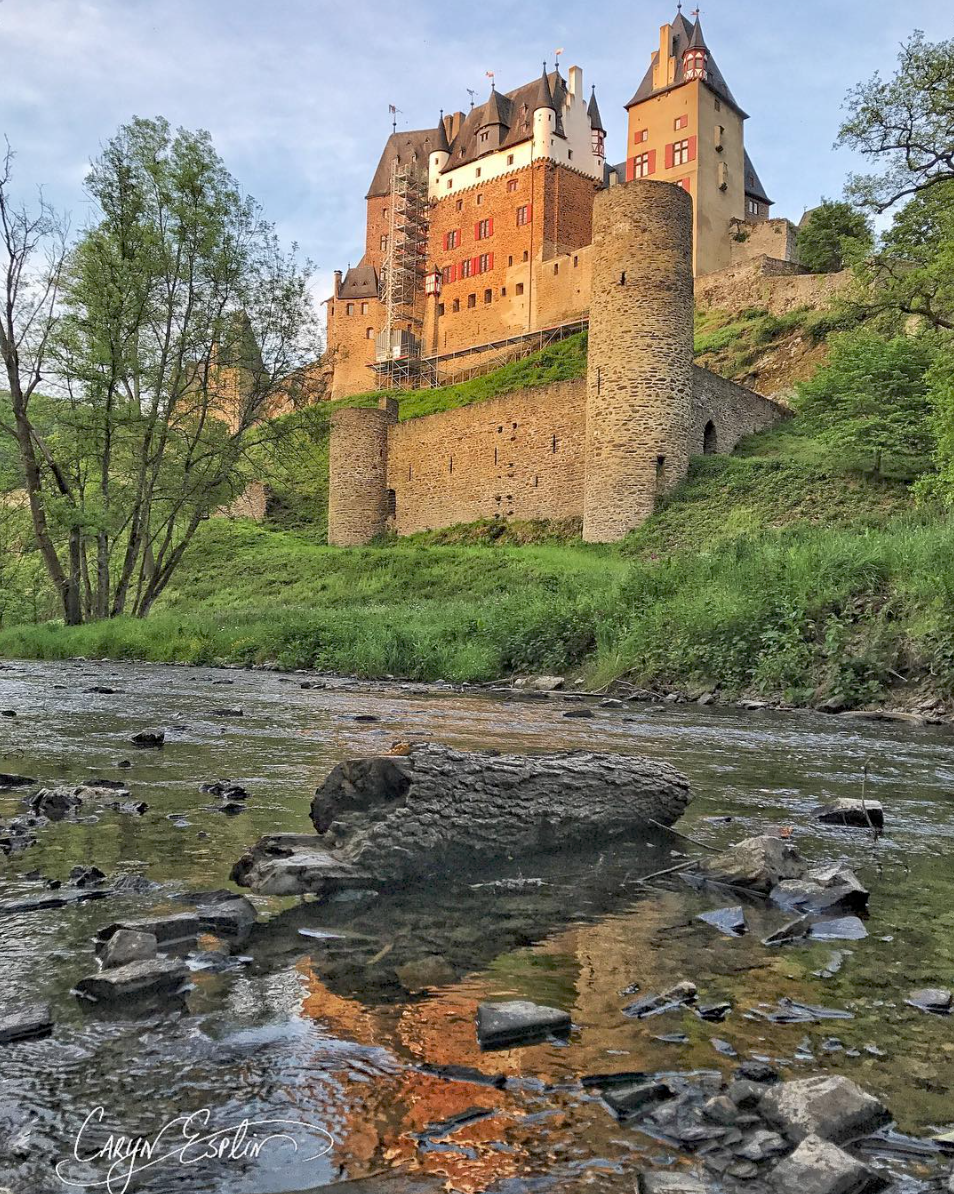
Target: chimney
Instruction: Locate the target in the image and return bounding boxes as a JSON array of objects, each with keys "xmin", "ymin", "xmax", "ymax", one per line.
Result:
[
  {"xmin": 333, "ymin": 269, "xmax": 342, "ymax": 298},
  {"xmin": 652, "ymin": 23, "xmax": 675, "ymax": 90},
  {"xmin": 568, "ymin": 65, "xmax": 583, "ymax": 98}
]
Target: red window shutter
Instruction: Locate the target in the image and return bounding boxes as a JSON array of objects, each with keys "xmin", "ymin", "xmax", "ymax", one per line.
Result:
[
  {"xmin": 474, "ymin": 221, "xmax": 481, "ymax": 240},
  {"xmin": 687, "ymin": 135, "xmax": 697, "ymax": 163},
  {"xmin": 665, "ymin": 143, "xmax": 674, "ymax": 170},
  {"xmin": 625, "ymin": 157, "xmax": 634, "ymax": 183},
  {"xmin": 527, "ymin": 203, "xmax": 533, "ymax": 223},
  {"xmin": 450, "ymin": 264, "xmax": 457, "ymax": 282},
  {"xmin": 647, "ymin": 149, "xmax": 657, "ymax": 176},
  {"xmin": 472, "ymin": 255, "xmax": 480, "ymax": 275},
  {"xmin": 488, "ymin": 217, "xmax": 494, "ymax": 236},
  {"xmin": 442, "ymin": 232, "xmax": 449, "ymax": 252},
  {"xmin": 488, "ymin": 252, "xmax": 494, "ymax": 271}
]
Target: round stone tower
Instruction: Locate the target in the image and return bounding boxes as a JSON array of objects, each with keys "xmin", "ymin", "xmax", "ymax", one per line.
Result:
[
  {"xmin": 327, "ymin": 400, "xmax": 396, "ymax": 546},
  {"xmin": 582, "ymin": 180, "xmax": 694, "ymax": 542}
]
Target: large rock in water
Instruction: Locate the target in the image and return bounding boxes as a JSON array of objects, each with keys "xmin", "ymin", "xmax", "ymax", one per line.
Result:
[
  {"xmin": 697, "ymin": 834, "xmax": 805, "ymax": 894},
  {"xmin": 232, "ymin": 744, "xmax": 692, "ymax": 896}
]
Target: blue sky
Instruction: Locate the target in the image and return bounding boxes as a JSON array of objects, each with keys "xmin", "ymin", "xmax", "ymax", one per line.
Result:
[{"xmin": 2, "ymin": 0, "xmax": 949, "ymax": 301}]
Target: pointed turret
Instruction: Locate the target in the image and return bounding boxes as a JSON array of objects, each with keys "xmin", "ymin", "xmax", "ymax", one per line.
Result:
[
  {"xmin": 684, "ymin": 17, "xmax": 709, "ymax": 81},
  {"xmin": 587, "ymin": 86, "xmax": 605, "ymax": 133},
  {"xmin": 435, "ymin": 110, "xmax": 450, "ymax": 154},
  {"xmin": 428, "ymin": 110, "xmax": 451, "ymax": 193},
  {"xmin": 688, "ymin": 16, "xmax": 707, "ymax": 49},
  {"xmin": 530, "ymin": 63, "xmax": 556, "ymax": 113}
]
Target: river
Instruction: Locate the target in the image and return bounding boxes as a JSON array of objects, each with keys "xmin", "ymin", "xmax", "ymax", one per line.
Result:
[{"xmin": 1, "ymin": 659, "xmax": 953, "ymax": 1194}]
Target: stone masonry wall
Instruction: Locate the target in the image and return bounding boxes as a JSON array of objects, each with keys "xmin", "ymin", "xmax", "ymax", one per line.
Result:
[
  {"xmin": 696, "ymin": 255, "xmax": 852, "ymax": 316},
  {"xmin": 727, "ymin": 218, "xmax": 799, "ymax": 269},
  {"xmin": 692, "ymin": 366, "xmax": 788, "ymax": 454},
  {"xmin": 328, "ymin": 401, "xmax": 396, "ymax": 546},
  {"xmin": 386, "ymin": 380, "xmax": 586, "ymax": 535},
  {"xmin": 583, "ymin": 180, "xmax": 695, "ymax": 541},
  {"xmin": 326, "ymin": 369, "xmax": 785, "ymax": 542}
]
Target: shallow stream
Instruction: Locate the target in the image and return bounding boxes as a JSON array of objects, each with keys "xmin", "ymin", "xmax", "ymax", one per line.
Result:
[{"xmin": 1, "ymin": 660, "xmax": 953, "ymax": 1193}]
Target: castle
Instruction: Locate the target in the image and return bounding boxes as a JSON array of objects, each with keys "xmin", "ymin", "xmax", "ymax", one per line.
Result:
[
  {"xmin": 324, "ymin": 9, "xmax": 797, "ymax": 401},
  {"xmin": 323, "ymin": 11, "xmax": 795, "ymax": 545}
]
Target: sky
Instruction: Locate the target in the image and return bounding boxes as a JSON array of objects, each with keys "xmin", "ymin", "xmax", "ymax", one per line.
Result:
[{"xmin": 2, "ymin": 0, "xmax": 950, "ymax": 304}]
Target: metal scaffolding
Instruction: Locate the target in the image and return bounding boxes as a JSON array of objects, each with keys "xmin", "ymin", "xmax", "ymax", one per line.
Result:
[{"xmin": 373, "ymin": 160, "xmax": 431, "ymax": 389}]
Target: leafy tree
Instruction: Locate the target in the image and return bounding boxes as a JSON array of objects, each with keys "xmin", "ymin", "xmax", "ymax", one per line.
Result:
[
  {"xmin": 839, "ymin": 30, "xmax": 954, "ymax": 213},
  {"xmin": 794, "ymin": 327, "xmax": 936, "ymax": 477},
  {"xmin": 796, "ymin": 200, "xmax": 872, "ymax": 273},
  {"xmin": 1, "ymin": 119, "xmax": 321, "ymax": 623}
]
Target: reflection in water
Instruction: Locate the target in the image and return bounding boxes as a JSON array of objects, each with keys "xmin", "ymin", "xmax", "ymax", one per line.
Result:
[{"xmin": 2, "ymin": 659, "xmax": 954, "ymax": 1192}]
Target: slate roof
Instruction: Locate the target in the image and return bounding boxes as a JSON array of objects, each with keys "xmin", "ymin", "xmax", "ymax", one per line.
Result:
[
  {"xmin": 366, "ymin": 129, "xmax": 444, "ymax": 199},
  {"xmin": 743, "ymin": 150, "xmax": 772, "ymax": 205},
  {"xmin": 626, "ymin": 12, "xmax": 746, "ymax": 118},
  {"xmin": 337, "ymin": 261, "xmax": 379, "ymax": 300},
  {"xmin": 587, "ymin": 87, "xmax": 605, "ymax": 133}
]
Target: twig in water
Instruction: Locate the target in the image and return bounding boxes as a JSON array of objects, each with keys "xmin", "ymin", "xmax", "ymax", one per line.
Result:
[
  {"xmin": 631, "ymin": 859, "xmax": 700, "ymax": 887},
  {"xmin": 646, "ymin": 817, "xmax": 721, "ymax": 853}
]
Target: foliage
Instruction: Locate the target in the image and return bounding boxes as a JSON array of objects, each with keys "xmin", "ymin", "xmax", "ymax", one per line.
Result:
[
  {"xmin": 0, "ymin": 119, "xmax": 319, "ymax": 624},
  {"xmin": 839, "ymin": 31, "xmax": 954, "ymax": 213},
  {"xmin": 792, "ymin": 327, "xmax": 936, "ymax": 477},
  {"xmin": 796, "ymin": 199, "xmax": 872, "ymax": 273}
]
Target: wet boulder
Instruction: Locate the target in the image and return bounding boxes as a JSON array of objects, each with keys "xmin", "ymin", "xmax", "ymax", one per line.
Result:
[
  {"xmin": 771, "ymin": 864, "xmax": 869, "ymax": 915},
  {"xmin": 131, "ymin": 729, "xmax": 164, "ymax": 748},
  {"xmin": 814, "ymin": 799, "xmax": 884, "ymax": 830},
  {"xmin": 230, "ymin": 834, "xmax": 375, "ymax": 896},
  {"xmin": 697, "ymin": 835, "xmax": 805, "ymax": 894},
  {"xmin": 0, "ymin": 774, "xmax": 35, "ymax": 789},
  {"xmin": 75, "ymin": 958, "xmax": 188, "ymax": 1002},
  {"xmin": 697, "ymin": 906, "xmax": 747, "ymax": 937},
  {"xmin": 760, "ymin": 1075, "xmax": 890, "ymax": 1144},
  {"xmin": 769, "ymin": 1134, "xmax": 881, "ymax": 1194},
  {"xmin": 103, "ymin": 929, "xmax": 158, "ymax": 968},
  {"xmin": 96, "ymin": 912, "xmax": 199, "ymax": 949},
  {"xmin": 603, "ymin": 1079, "xmax": 674, "ymax": 1119},
  {"xmin": 638, "ymin": 1172, "xmax": 710, "ymax": 1193},
  {"xmin": 476, "ymin": 999, "xmax": 571, "ymax": 1049},
  {"xmin": 26, "ymin": 787, "xmax": 85, "ymax": 821},
  {"xmin": 308, "ymin": 744, "xmax": 692, "ymax": 886},
  {"xmin": 195, "ymin": 897, "xmax": 257, "ymax": 939},
  {"xmin": 0, "ymin": 1004, "xmax": 53, "ymax": 1045},
  {"xmin": 905, "ymin": 987, "xmax": 952, "ymax": 1015}
]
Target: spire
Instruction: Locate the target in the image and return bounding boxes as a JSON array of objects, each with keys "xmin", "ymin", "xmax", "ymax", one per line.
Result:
[
  {"xmin": 688, "ymin": 16, "xmax": 708, "ymax": 50},
  {"xmin": 435, "ymin": 109, "xmax": 450, "ymax": 153},
  {"xmin": 531, "ymin": 63, "xmax": 556, "ymax": 113},
  {"xmin": 587, "ymin": 86, "xmax": 605, "ymax": 133}
]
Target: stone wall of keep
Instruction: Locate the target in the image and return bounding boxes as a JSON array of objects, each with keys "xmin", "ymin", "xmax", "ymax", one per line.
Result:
[
  {"xmin": 726, "ymin": 218, "xmax": 799, "ymax": 269},
  {"xmin": 691, "ymin": 365, "xmax": 787, "ymax": 453},
  {"xmin": 582, "ymin": 179, "xmax": 695, "ymax": 542},
  {"xmin": 326, "ymin": 295, "xmax": 385, "ymax": 399},
  {"xmin": 386, "ymin": 381, "xmax": 587, "ymax": 535},
  {"xmin": 328, "ymin": 402, "xmax": 396, "ymax": 545}
]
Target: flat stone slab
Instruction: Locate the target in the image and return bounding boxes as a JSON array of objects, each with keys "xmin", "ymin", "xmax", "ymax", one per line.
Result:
[
  {"xmin": 96, "ymin": 912, "xmax": 200, "ymax": 947},
  {"xmin": 231, "ymin": 835, "xmax": 375, "ymax": 896},
  {"xmin": 906, "ymin": 987, "xmax": 952, "ymax": 1014},
  {"xmin": 75, "ymin": 958, "xmax": 189, "ymax": 1002},
  {"xmin": 760, "ymin": 1076, "xmax": 890, "ymax": 1144},
  {"xmin": 697, "ymin": 906, "xmax": 746, "ymax": 936},
  {"xmin": 814, "ymin": 799, "xmax": 884, "ymax": 830},
  {"xmin": 0, "ymin": 1004, "xmax": 53, "ymax": 1045},
  {"xmin": 476, "ymin": 1000, "xmax": 571, "ymax": 1049},
  {"xmin": 769, "ymin": 1133, "xmax": 881, "ymax": 1194},
  {"xmin": 103, "ymin": 930, "xmax": 158, "ymax": 969},
  {"xmin": 638, "ymin": 1172, "xmax": 710, "ymax": 1194},
  {"xmin": 0, "ymin": 773, "xmax": 35, "ymax": 789},
  {"xmin": 195, "ymin": 898, "xmax": 257, "ymax": 937},
  {"xmin": 603, "ymin": 1080, "xmax": 674, "ymax": 1119}
]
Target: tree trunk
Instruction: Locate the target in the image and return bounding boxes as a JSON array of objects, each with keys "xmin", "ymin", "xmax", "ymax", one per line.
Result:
[{"xmin": 232, "ymin": 744, "xmax": 693, "ymax": 895}]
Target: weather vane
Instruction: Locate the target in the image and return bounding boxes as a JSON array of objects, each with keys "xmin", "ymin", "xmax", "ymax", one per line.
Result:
[{"xmin": 466, "ymin": 88, "xmax": 477, "ymax": 109}]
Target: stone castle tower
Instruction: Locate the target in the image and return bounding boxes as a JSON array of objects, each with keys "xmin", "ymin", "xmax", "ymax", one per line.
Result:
[
  {"xmin": 328, "ymin": 179, "xmax": 699, "ymax": 547},
  {"xmin": 582, "ymin": 179, "xmax": 694, "ymax": 541}
]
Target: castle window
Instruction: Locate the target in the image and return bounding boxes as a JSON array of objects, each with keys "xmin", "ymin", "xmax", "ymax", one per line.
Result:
[
  {"xmin": 507, "ymin": 255, "xmax": 513, "ymax": 266},
  {"xmin": 501, "ymin": 286, "xmax": 507, "ymax": 295},
  {"xmin": 669, "ymin": 137, "xmax": 695, "ymax": 167},
  {"xmin": 715, "ymin": 125, "xmax": 725, "ymax": 151},
  {"xmin": 479, "ymin": 133, "xmax": 489, "ymax": 144},
  {"xmin": 635, "ymin": 128, "xmax": 648, "ymax": 144},
  {"xmin": 674, "ymin": 115, "xmax": 688, "ymax": 131},
  {"xmin": 476, "ymin": 218, "xmax": 492, "ymax": 240},
  {"xmin": 476, "ymin": 193, "xmax": 484, "ymax": 206},
  {"xmin": 445, "ymin": 228, "xmax": 460, "ymax": 250},
  {"xmin": 632, "ymin": 151, "xmax": 654, "ymax": 178},
  {"xmin": 446, "ymin": 179, "xmax": 453, "ymax": 189},
  {"xmin": 467, "ymin": 293, "xmax": 476, "ymax": 308},
  {"xmin": 449, "ymin": 456, "xmax": 454, "ymax": 473},
  {"xmin": 515, "ymin": 282, "xmax": 524, "ymax": 295},
  {"xmin": 506, "ymin": 178, "xmax": 518, "ymax": 192},
  {"xmin": 567, "ymin": 149, "xmax": 573, "ymax": 160},
  {"xmin": 553, "ymin": 263, "xmax": 559, "ymax": 275},
  {"xmin": 365, "ymin": 326, "xmax": 373, "ymax": 338},
  {"xmin": 360, "ymin": 301, "xmax": 369, "ymax": 314},
  {"xmin": 522, "ymin": 250, "xmax": 528, "ymax": 261},
  {"xmin": 452, "ymin": 298, "xmax": 460, "ymax": 312},
  {"xmin": 718, "ymin": 162, "xmax": 729, "ymax": 191},
  {"xmin": 345, "ymin": 302, "xmax": 354, "ymax": 315},
  {"xmin": 380, "ymin": 235, "xmax": 388, "ymax": 251},
  {"xmin": 440, "ymin": 264, "xmax": 455, "ymax": 285},
  {"xmin": 507, "ymin": 153, "xmax": 514, "ymax": 165},
  {"xmin": 387, "ymin": 489, "xmax": 396, "ymax": 517},
  {"xmin": 460, "ymin": 257, "xmax": 473, "ymax": 278},
  {"xmin": 703, "ymin": 421, "xmax": 718, "ymax": 455},
  {"xmin": 516, "ymin": 204, "xmax": 531, "ymax": 226},
  {"xmin": 478, "ymin": 252, "xmax": 491, "ymax": 273},
  {"xmin": 573, "ymin": 255, "xmax": 579, "ymax": 267},
  {"xmin": 476, "ymin": 165, "xmax": 482, "ymax": 176},
  {"xmin": 437, "ymin": 303, "xmax": 445, "ymax": 316},
  {"xmin": 714, "ymin": 98, "xmax": 722, "ymax": 111},
  {"xmin": 551, "ymin": 435, "xmax": 558, "ymax": 453},
  {"xmin": 484, "ymin": 288, "xmax": 492, "ymax": 304}
]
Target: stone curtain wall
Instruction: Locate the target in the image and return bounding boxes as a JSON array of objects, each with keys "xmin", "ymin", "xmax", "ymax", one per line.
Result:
[
  {"xmin": 386, "ymin": 381, "xmax": 586, "ymax": 535},
  {"xmin": 696, "ymin": 255, "xmax": 853, "ymax": 317},
  {"xmin": 582, "ymin": 180, "xmax": 695, "ymax": 542},
  {"xmin": 726, "ymin": 218, "xmax": 799, "ymax": 269},
  {"xmin": 326, "ymin": 368, "xmax": 784, "ymax": 543},
  {"xmin": 691, "ymin": 366, "xmax": 788, "ymax": 454},
  {"xmin": 327, "ymin": 401, "xmax": 397, "ymax": 545}
]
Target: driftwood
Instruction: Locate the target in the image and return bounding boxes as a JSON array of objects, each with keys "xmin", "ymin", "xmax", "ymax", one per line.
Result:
[{"xmin": 231, "ymin": 743, "xmax": 692, "ymax": 896}]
